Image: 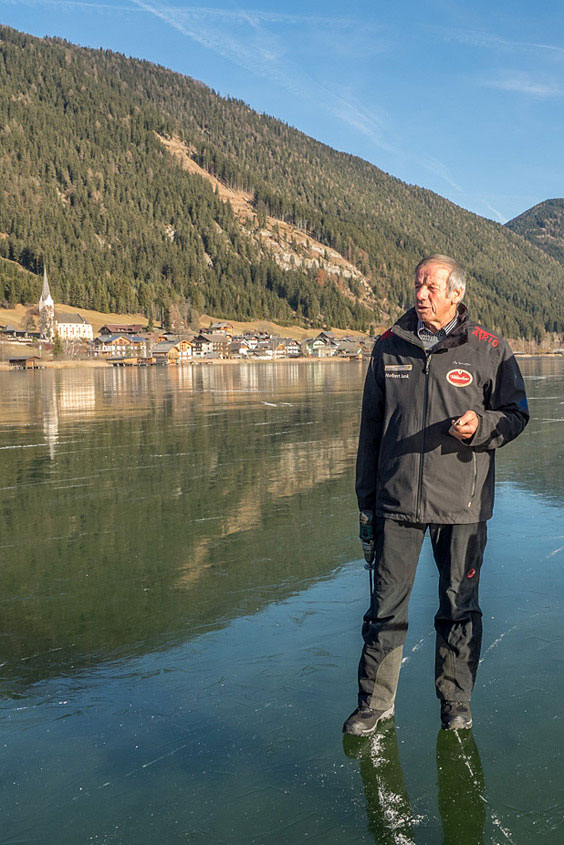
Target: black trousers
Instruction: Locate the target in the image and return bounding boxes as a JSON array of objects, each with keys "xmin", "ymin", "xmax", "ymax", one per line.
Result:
[{"xmin": 358, "ymin": 518, "xmax": 487, "ymax": 709}]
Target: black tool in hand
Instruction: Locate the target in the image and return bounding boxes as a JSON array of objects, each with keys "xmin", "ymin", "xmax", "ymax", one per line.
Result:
[{"xmin": 359, "ymin": 509, "xmax": 375, "ymax": 600}]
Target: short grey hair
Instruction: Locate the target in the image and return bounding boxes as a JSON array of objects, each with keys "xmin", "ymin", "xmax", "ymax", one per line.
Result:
[{"xmin": 415, "ymin": 254, "xmax": 467, "ymax": 298}]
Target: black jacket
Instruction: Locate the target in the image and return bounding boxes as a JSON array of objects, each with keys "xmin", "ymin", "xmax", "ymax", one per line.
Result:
[{"xmin": 356, "ymin": 305, "xmax": 529, "ymax": 524}]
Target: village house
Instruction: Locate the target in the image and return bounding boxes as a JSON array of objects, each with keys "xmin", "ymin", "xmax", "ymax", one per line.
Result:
[
  {"xmin": 55, "ymin": 311, "xmax": 94, "ymax": 341},
  {"xmin": 336, "ymin": 340, "xmax": 363, "ymax": 358},
  {"xmin": 9, "ymin": 355, "xmax": 43, "ymax": 369},
  {"xmin": 152, "ymin": 340, "xmax": 193, "ymax": 365},
  {"xmin": 175, "ymin": 339, "xmax": 193, "ymax": 359},
  {"xmin": 208, "ymin": 321, "xmax": 234, "ymax": 337},
  {"xmin": 192, "ymin": 333, "xmax": 228, "ymax": 358},
  {"xmin": 314, "ymin": 331, "xmax": 339, "ymax": 354},
  {"xmin": 192, "ymin": 334, "xmax": 214, "ymax": 358},
  {"xmin": 280, "ymin": 338, "xmax": 301, "ymax": 357},
  {"xmin": 254, "ymin": 338, "xmax": 287, "ymax": 359},
  {"xmin": 207, "ymin": 333, "xmax": 229, "ymax": 357},
  {"xmin": 153, "ymin": 343, "xmax": 179, "ymax": 365},
  {"xmin": 0, "ymin": 325, "xmax": 40, "ymax": 342},
  {"xmin": 99, "ymin": 323, "xmax": 147, "ymax": 335},
  {"xmin": 241, "ymin": 332, "xmax": 259, "ymax": 350},
  {"xmin": 301, "ymin": 337, "xmax": 333, "ymax": 357},
  {"xmin": 269, "ymin": 339, "xmax": 288, "ymax": 358},
  {"xmin": 227, "ymin": 340, "xmax": 250, "ymax": 359},
  {"xmin": 90, "ymin": 334, "xmax": 147, "ymax": 357}
]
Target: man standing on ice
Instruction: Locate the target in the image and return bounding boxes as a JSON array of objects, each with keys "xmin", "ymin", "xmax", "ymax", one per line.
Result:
[{"xmin": 343, "ymin": 254, "xmax": 529, "ymax": 734}]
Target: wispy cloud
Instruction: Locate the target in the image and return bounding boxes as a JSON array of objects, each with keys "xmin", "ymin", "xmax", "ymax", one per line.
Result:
[
  {"xmin": 431, "ymin": 25, "xmax": 564, "ymax": 59},
  {"xmin": 0, "ymin": 0, "xmax": 352, "ymax": 19},
  {"xmin": 0, "ymin": 0, "xmax": 139, "ymax": 10},
  {"xmin": 483, "ymin": 71, "xmax": 562, "ymax": 98},
  {"xmin": 129, "ymin": 2, "xmax": 395, "ymax": 145},
  {"xmin": 418, "ymin": 154, "xmax": 462, "ymax": 193},
  {"xmin": 151, "ymin": 7, "xmax": 352, "ymax": 26},
  {"xmin": 127, "ymin": 1, "xmax": 465, "ymax": 194},
  {"xmin": 480, "ymin": 201, "xmax": 507, "ymax": 224},
  {"xmin": 1, "ymin": 0, "xmax": 466, "ymax": 196}
]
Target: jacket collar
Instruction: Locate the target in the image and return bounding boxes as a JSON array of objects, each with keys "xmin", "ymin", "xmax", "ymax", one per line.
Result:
[{"xmin": 391, "ymin": 303, "xmax": 469, "ymax": 350}]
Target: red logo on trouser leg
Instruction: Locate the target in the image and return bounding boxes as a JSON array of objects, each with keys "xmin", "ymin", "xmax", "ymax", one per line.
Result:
[{"xmin": 467, "ymin": 568, "xmax": 476, "ymax": 578}]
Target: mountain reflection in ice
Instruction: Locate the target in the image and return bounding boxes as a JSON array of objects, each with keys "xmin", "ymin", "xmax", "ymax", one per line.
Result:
[{"xmin": 0, "ymin": 357, "xmax": 563, "ymax": 844}]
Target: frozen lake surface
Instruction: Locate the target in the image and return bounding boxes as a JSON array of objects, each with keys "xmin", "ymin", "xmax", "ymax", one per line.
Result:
[{"xmin": 1, "ymin": 358, "xmax": 563, "ymax": 843}]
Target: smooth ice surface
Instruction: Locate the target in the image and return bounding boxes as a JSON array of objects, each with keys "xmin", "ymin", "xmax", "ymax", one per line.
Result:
[{"xmin": 1, "ymin": 358, "xmax": 563, "ymax": 843}]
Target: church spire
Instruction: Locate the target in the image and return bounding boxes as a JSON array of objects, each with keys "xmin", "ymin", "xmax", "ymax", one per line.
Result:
[
  {"xmin": 39, "ymin": 265, "xmax": 55, "ymax": 340},
  {"xmin": 40, "ymin": 267, "xmax": 52, "ymax": 305}
]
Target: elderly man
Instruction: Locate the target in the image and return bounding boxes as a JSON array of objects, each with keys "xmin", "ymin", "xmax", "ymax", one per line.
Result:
[{"xmin": 343, "ymin": 254, "xmax": 529, "ymax": 734}]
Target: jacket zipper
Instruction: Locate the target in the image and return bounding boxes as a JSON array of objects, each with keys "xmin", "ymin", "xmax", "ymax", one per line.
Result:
[
  {"xmin": 468, "ymin": 452, "xmax": 477, "ymax": 508},
  {"xmin": 416, "ymin": 352, "xmax": 431, "ymax": 521}
]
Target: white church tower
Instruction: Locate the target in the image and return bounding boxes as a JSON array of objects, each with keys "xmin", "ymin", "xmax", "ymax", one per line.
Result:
[{"xmin": 39, "ymin": 267, "xmax": 55, "ymax": 341}]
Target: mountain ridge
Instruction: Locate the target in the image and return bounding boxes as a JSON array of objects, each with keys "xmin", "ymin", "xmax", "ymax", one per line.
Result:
[
  {"xmin": 506, "ymin": 199, "xmax": 564, "ymax": 268},
  {"xmin": 0, "ymin": 24, "xmax": 563, "ymax": 338}
]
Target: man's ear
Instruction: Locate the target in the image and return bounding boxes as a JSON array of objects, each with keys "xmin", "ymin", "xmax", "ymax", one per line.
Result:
[{"xmin": 450, "ymin": 288, "xmax": 463, "ymax": 305}]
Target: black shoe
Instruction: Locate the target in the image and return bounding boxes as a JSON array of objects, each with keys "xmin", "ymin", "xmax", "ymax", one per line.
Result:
[
  {"xmin": 440, "ymin": 700, "xmax": 472, "ymax": 730},
  {"xmin": 342, "ymin": 705, "xmax": 394, "ymax": 736}
]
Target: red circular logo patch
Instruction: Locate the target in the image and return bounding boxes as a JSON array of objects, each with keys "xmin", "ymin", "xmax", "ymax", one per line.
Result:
[{"xmin": 446, "ymin": 369, "xmax": 473, "ymax": 387}]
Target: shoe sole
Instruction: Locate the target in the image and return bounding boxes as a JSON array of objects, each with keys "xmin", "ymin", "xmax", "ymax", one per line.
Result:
[{"xmin": 342, "ymin": 706, "xmax": 395, "ymax": 736}]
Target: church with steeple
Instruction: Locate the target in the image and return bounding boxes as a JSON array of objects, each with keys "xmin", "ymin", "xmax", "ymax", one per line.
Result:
[
  {"xmin": 38, "ymin": 268, "xmax": 93, "ymax": 342},
  {"xmin": 39, "ymin": 268, "xmax": 55, "ymax": 341}
]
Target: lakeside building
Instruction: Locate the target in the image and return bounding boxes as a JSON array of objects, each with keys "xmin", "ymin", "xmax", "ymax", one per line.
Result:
[
  {"xmin": 281, "ymin": 338, "xmax": 301, "ymax": 356},
  {"xmin": 91, "ymin": 334, "xmax": 148, "ymax": 357},
  {"xmin": 99, "ymin": 323, "xmax": 147, "ymax": 335},
  {"xmin": 208, "ymin": 321, "xmax": 234, "ymax": 337},
  {"xmin": 9, "ymin": 355, "xmax": 43, "ymax": 369},
  {"xmin": 153, "ymin": 339, "xmax": 193, "ymax": 364},
  {"xmin": 2, "ymin": 286, "xmax": 377, "ymax": 362},
  {"xmin": 301, "ymin": 337, "xmax": 334, "ymax": 357},
  {"xmin": 38, "ymin": 269, "xmax": 93, "ymax": 341},
  {"xmin": 192, "ymin": 333, "xmax": 229, "ymax": 358},
  {"xmin": 227, "ymin": 340, "xmax": 250, "ymax": 358},
  {"xmin": 55, "ymin": 311, "xmax": 94, "ymax": 341},
  {"xmin": 1, "ymin": 325, "xmax": 40, "ymax": 342},
  {"xmin": 337, "ymin": 340, "xmax": 363, "ymax": 358}
]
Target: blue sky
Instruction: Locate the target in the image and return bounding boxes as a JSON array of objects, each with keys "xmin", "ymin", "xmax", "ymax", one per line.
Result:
[{"xmin": 1, "ymin": 0, "xmax": 562, "ymax": 222}]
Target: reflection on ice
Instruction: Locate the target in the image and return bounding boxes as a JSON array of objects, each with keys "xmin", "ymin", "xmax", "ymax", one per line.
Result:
[
  {"xmin": 437, "ymin": 730, "xmax": 486, "ymax": 845},
  {"xmin": 344, "ymin": 721, "xmax": 503, "ymax": 845},
  {"xmin": 344, "ymin": 720, "xmax": 420, "ymax": 844},
  {"xmin": 344, "ymin": 720, "xmax": 518, "ymax": 845},
  {"xmin": 0, "ymin": 357, "xmax": 563, "ymax": 843}
]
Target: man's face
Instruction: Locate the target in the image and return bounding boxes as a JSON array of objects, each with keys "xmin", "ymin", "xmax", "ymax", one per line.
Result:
[{"xmin": 414, "ymin": 262, "xmax": 461, "ymax": 330}]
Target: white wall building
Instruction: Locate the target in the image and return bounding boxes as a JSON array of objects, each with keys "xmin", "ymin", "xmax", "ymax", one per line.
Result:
[{"xmin": 55, "ymin": 311, "xmax": 94, "ymax": 340}]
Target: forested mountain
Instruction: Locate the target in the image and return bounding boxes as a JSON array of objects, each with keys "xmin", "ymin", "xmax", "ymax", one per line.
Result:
[
  {"xmin": 0, "ymin": 24, "xmax": 563, "ymax": 337},
  {"xmin": 506, "ymin": 200, "xmax": 564, "ymax": 269}
]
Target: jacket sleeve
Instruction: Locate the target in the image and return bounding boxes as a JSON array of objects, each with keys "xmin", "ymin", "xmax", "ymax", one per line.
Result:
[
  {"xmin": 468, "ymin": 344, "xmax": 529, "ymax": 451},
  {"xmin": 356, "ymin": 351, "xmax": 385, "ymax": 511}
]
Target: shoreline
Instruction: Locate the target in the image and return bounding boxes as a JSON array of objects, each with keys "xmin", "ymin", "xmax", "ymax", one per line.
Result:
[
  {"xmin": 0, "ymin": 356, "xmax": 368, "ymax": 371},
  {"xmin": 0, "ymin": 352, "xmax": 561, "ymax": 372}
]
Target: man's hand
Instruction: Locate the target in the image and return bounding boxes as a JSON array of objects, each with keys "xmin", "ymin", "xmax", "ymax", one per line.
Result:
[
  {"xmin": 449, "ymin": 410, "xmax": 479, "ymax": 442},
  {"xmin": 359, "ymin": 510, "xmax": 375, "ymax": 565}
]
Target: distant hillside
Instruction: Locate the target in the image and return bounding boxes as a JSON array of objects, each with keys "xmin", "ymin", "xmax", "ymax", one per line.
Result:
[
  {"xmin": 506, "ymin": 199, "xmax": 564, "ymax": 268},
  {"xmin": 1, "ymin": 25, "xmax": 564, "ymax": 337}
]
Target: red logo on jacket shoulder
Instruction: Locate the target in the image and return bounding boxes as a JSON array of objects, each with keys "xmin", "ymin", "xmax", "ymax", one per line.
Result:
[
  {"xmin": 472, "ymin": 326, "xmax": 499, "ymax": 347},
  {"xmin": 446, "ymin": 369, "xmax": 473, "ymax": 387}
]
